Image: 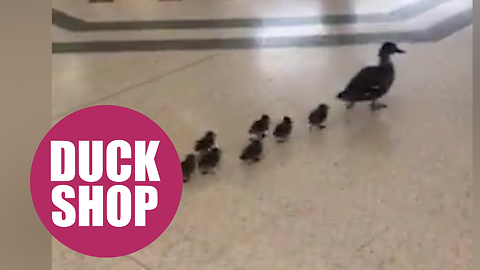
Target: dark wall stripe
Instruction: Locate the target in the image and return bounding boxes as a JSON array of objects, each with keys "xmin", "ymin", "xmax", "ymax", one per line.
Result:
[
  {"xmin": 88, "ymin": 0, "xmax": 114, "ymax": 3},
  {"xmin": 51, "ymin": 8, "xmax": 472, "ymax": 54},
  {"xmin": 53, "ymin": 0, "xmax": 454, "ymax": 31},
  {"xmin": 52, "ymin": 9, "xmax": 85, "ymax": 31}
]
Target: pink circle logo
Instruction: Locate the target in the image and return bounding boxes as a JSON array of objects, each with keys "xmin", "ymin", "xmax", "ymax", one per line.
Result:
[{"xmin": 30, "ymin": 105, "xmax": 183, "ymax": 258}]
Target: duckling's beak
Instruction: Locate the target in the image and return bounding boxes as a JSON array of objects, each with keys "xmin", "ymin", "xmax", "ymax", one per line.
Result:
[{"xmin": 395, "ymin": 48, "xmax": 406, "ymax": 54}]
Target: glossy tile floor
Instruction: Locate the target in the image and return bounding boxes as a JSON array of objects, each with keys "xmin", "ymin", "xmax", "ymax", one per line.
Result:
[{"xmin": 52, "ymin": 0, "xmax": 472, "ymax": 269}]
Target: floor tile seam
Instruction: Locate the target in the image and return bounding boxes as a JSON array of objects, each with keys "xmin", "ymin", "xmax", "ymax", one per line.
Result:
[
  {"xmin": 52, "ymin": 52, "xmax": 221, "ymax": 119},
  {"xmin": 199, "ymin": 213, "xmax": 285, "ymax": 264},
  {"xmin": 125, "ymin": 254, "xmax": 154, "ymax": 270},
  {"xmin": 55, "ymin": 247, "xmax": 143, "ymax": 269},
  {"xmin": 52, "ymin": 54, "xmax": 162, "ymax": 88}
]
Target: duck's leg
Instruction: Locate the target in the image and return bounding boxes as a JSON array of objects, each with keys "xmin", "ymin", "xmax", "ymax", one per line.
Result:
[
  {"xmin": 346, "ymin": 102, "xmax": 355, "ymax": 109},
  {"xmin": 370, "ymin": 100, "xmax": 387, "ymax": 111}
]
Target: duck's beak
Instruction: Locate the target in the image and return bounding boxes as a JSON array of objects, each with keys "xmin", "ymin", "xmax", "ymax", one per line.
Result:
[{"xmin": 395, "ymin": 48, "xmax": 406, "ymax": 54}]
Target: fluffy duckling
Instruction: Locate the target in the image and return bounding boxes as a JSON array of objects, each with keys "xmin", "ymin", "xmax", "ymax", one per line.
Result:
[
  {"xmin": 181, "ymin": 154, "xmax": 196, "ymax": 183},
  {"xmin": 198, "ymin": 147, "xmax": 222, "ymax": 175},
  {"xmin": 308, "ymin": 104, "xmax": 329, "ymax": 131},
  {"xmin": 249, "ymin": 115, "xmax": 270, "ymax": 140},
  {"xmin": 194, "ymin": 131, "xmax": 216, "ymax": 152},
  {"xmin": 273, "ymin": 116, "xmax": 293, "ymax": 143},
  {"xmin": 240, "ymin": 139, "xmax": 263, "ymax": 163}
]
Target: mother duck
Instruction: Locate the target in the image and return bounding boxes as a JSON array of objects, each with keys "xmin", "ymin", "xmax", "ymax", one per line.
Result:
[{"xmin": 336, "ymin": 42, "xmax": 406, "ymax": 111}]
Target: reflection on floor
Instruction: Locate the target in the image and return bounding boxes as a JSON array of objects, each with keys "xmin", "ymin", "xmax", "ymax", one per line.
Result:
[{"xmin": 52, "ymin": 0, "xmax": 472, "ymax": 269}]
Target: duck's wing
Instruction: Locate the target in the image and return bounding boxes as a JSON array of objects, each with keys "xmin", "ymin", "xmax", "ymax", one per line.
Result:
[
  {"xmin": 308, "ymin": 110, "xmax": 319, "ymax": 123},
  {"xmin": 350, "ymin": 87, "xmax": 383, "ymax": 101},
  {"xmin": 344, "ymin": 66, "xmax": 382, "ymax": 92},
  {"xmin": 249, "ymin": 121, "xmax": 260, "ymax": 133},
  {"xmin": 337, "ymin": 66, "xmax": 384, "ymax": 101}
]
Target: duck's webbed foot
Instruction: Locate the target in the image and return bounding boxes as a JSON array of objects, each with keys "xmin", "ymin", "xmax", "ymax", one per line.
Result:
[{"xmin": 370, "ymin": 101, "xmax": 387, "ymax": 111}]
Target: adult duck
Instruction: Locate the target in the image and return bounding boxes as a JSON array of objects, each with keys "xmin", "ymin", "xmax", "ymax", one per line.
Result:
[{"xmin": 336, "ymin": 42, "xmax": 406, "ymax": 111}]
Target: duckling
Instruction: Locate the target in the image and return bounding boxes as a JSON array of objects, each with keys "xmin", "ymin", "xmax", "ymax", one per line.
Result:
[
  {"xmin": 194, "ymin": 131, "xmax": 216, "ymax": 152},
  {"xmin": 308, "ymin": 104, "xmax": 329, "ymax": 131},
  {"xmin": 336, "ymin": 42, "xmax": 406, "ymax": 111},
  {"xmin": 198, "ymin": 147, "xmax": 222, "ymax": 175},
  {"xmin": 181, "ymin": 154, "xmax": 196, "ymax": 183},
  {"xmin": 249, "ymin": 115, "xmax": 270, "ymax": 140},
  {"xmin": 240, "ymin": 139, "xmax": 263, "ymax": 163},
  {"xmin": 273, "ymin": 116, "xmax": 293, "ymax": 143}
]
